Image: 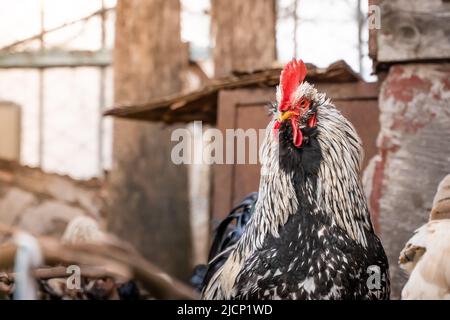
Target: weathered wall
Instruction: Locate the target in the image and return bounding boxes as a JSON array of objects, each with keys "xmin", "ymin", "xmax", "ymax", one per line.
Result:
[
  {"xmin": 107, "ymin": 0, "xmax": 192, "ymax": 281},
  {"xmin": 367, "ymin": 64, "xmax": 450, "ymax": 298},
  {"xmin": 0, "ymin": 160, "xmax": 103, "ymax": 240},
  {"xmin": 377, "ymin": 0, "xmax": 450, "ymax": 62},
  {"xmin": 211, "ymin": 0, "xmax": 276, "ymax": 77}
]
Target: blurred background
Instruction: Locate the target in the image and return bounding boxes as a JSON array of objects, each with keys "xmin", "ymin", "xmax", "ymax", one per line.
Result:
[{"xmin": 0, "ymin": 0, "xmax": 449, "ymax": 299}]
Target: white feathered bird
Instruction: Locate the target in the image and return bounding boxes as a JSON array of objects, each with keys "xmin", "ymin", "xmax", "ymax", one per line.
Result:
[{"xmin": 399, "ymin": 174, "xmax": 450, "ymax": 299}]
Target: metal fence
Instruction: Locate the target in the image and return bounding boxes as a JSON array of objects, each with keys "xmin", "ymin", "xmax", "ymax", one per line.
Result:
[{"xmin": 0, "ymin": 0, "xmax": 115, "ymax": 179}]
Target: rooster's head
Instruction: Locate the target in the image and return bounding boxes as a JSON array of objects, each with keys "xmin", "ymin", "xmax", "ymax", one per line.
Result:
[{"xmin": 273, "ymin": 59, "xmax": 320, "ymax": 149}]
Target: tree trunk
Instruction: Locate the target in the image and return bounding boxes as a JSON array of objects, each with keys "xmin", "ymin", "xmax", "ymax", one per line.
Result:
[
  {"xmin": 211, "ymin": 0, "xmax": 277, "ymax": 78},
  {"xmin": 107, "ymin": 0, "xmax": 192, "ymax": 281}
]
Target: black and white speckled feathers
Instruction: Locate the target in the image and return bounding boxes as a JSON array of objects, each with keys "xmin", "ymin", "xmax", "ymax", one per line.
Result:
[
  {"xmin": 233, "ymin": 183, "xmax": 390, "ymax": 299},
  {"xmin": 202, "ymin": 82, "xmax": 390, "ymax": 300}
]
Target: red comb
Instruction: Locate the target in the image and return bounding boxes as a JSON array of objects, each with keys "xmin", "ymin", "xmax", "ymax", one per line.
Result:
[{"xmin": 279, "ymin": 59, "xmax": 307, "ymax": 112}]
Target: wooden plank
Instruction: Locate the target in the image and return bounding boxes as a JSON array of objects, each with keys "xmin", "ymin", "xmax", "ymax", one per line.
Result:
[
  {"xmin": 0, "ymin": 102, "xmax": 21, "ymax": 162},
  {"xmin": 233, "ymin": 100, "xmax": 273, "ymax": 204},
  {"xmin": 377, "ymin": 0, "xmax": 450, "ymax": 62},
  {"xmin": 213, "ymin": 90, "xmax": 238, "ymax": 222},
  {"xmin": 213, "ymin": 88, "xmax": 275, "ymax": 221},
  {"xmin": 0, "ymin": 49, "xmax": 111, "ymax": 68}
]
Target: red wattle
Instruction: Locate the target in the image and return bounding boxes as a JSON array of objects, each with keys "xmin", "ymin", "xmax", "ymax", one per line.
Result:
[
  {"xmin": 273, "ymin": 120, "xmax": 281, "ymax": 137},
  {"xmin": 290, "ymin": 117, "xmax": 303, "ymax": 147},
  {"xmin": 293, "ymin": 127, "xmax": 303, "ymax": 147},
  {"xmin": 308, "ymin": 113, "xmax": 317, "ymax": 128}
]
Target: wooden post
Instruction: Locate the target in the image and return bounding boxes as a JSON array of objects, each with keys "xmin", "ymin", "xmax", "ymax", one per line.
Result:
[
  {"xmin": 107, "ymin": 0, "xmax": 192, "ymax": 281},
  {"xmin": 211, "ymin": 0, "xmax": 277, "ymax": 77}
]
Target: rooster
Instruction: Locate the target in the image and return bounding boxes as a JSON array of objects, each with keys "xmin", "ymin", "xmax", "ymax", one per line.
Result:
[{"xmin": 201, "ymin": 59, "xmax": 390, "ymax": 300}]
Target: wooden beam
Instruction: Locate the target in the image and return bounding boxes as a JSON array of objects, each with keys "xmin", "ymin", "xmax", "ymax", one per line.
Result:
[
  {"xmin": 0, "ymin": 49, "xmax": 111, "ymax": 68},
  {"xmin": 108, "ymin": 0, "xmax": 192, "ymax": 282}
]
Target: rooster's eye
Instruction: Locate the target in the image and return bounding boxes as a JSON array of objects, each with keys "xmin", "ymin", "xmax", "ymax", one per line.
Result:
[{"xmin": 299, "ymin": 98, "xmax": 310, "ymax": 109}]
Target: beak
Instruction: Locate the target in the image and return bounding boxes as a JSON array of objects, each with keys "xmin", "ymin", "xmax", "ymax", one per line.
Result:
[{"xmin": 278, "ymin": 111, "xmax": 297, "ymax": 122}]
